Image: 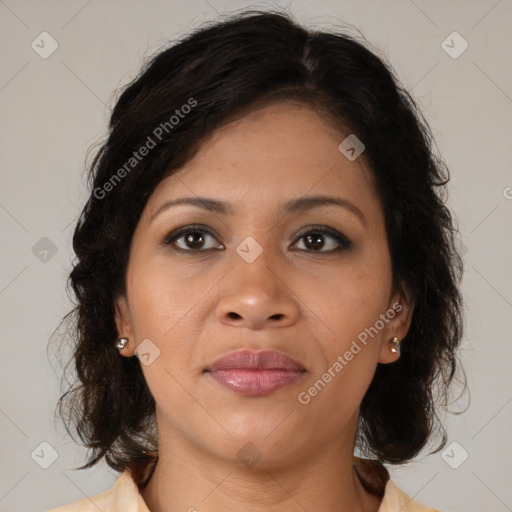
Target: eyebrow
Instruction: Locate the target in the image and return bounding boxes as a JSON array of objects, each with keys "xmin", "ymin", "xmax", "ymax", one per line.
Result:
[{"xmin": 150, "ymin": 194, "xmax": 366, "ymax": 226}]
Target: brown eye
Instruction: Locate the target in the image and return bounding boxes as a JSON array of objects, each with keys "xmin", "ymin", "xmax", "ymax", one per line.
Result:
[
  {"xmin": 292, "ymin": 226, "xmax": 351, "ymax": 253},
  {"xmin": 164, "ymin": 225, "xmax": 222, "ymax": 252},
  {"xmin": 163, "ymin": 224, "xmax": 351, "ymax": 254},
  {"xmin": 180, "ymin": 231, "xmax": 209, "ymax": 250}
]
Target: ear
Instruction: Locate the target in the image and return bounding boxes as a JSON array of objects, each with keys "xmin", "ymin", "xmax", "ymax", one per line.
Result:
[
  {"xmin": 114, "ymin": 295, "xmax": 136, "ymax": 357},
  {"xmin": 378, "ymin": 287, "xmax": 415, "ymax": 364}
]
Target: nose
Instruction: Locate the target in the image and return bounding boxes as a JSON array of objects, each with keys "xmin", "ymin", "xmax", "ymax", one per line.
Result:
[{"xmin": 216, "ymin": 255, "xmax": 300, "ymax": 330}]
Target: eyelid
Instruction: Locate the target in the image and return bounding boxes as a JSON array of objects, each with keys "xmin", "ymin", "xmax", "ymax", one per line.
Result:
[
  {"xmin": 292, "ymin": 224, "xmax": 351, "ymax": 246},
  {"xmin": 163, "ymin": 224, "xmax": 223, "ymax": 248}
]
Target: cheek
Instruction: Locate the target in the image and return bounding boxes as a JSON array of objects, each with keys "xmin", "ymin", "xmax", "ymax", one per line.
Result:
[
  {"xmin": 305, "ymin": 261, "xmax": 391, "ymax": 347},
  {"xmin": 127, "ymin": 259, "xmax": 200, "ymax": 333},
  {"xmin": 126, "ymin": 260, "xmax": 211, "ymax": 372}
]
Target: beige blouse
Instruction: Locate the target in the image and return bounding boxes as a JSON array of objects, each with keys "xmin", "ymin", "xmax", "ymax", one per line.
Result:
[{"xmin": 47, "ymin": 456, "xmax": 442, "ymax": 511}]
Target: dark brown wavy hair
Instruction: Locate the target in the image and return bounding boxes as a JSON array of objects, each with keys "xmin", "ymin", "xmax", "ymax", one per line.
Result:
[{"xmin": 49, "ymin": 9, "xmax": 467, "ymax": 482}]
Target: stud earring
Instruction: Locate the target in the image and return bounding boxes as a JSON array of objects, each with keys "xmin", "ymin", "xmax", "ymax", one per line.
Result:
[
  {"xmin": 116, "ymin": 337, "xmax": 129, "ymax": 351},
  {"xmin": 389, "ymin": 336, "xmax": 401, "ymax": 355}
]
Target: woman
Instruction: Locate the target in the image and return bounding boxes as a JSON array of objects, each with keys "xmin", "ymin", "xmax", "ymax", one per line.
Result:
[{"xmin": 48, "ymin": 9, "xmax": 465, "ymax": 512}]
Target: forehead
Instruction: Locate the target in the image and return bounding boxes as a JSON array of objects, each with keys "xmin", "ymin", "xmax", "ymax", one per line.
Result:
[{"xmin": 146, "ymin": 102, "xmax": 379, "ymax": 219}]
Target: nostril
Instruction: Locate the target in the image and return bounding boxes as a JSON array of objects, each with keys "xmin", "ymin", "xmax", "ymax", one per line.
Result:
[{"xmin": 227, "ymin": 312, "xmax": 242, "ymax": 319}]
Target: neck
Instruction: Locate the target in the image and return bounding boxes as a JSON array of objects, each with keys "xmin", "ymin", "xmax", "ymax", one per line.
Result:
[{"xmin": 139, "ymin": 430, "xmax": 383, "ymax": 512}]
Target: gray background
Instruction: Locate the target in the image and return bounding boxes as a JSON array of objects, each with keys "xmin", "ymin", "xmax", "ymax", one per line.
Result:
[{"xmin": 1, "ymin": 1, "xmax": 511, "ymax": 511}]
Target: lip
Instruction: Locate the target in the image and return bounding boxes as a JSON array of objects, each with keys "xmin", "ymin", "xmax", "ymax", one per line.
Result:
[
  {"xmin": 206, "ymin": 349, "xmax": 306, "ymax": 372},
  {"xmin": 205, "ymin": 349, "xmax": 307, "ymax": 396}
]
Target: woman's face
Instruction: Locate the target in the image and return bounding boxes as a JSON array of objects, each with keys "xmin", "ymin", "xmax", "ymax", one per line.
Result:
[{"xmin": 115, "ymin": 101, "xmax": 413, "ymax": 468}]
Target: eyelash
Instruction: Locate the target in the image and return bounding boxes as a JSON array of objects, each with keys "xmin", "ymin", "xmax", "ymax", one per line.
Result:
[{"xmin": 163, "ymin": 223, "xmax": 352, "ymax": 254}]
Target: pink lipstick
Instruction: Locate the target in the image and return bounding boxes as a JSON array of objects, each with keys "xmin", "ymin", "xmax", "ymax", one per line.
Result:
[{"xmin": 205, "ymin": 349, "xmax": 306, "ymax": 396}]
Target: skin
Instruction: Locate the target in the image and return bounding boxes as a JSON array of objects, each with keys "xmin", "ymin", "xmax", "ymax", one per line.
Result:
[{"xmin": 114, "ymin": 101, "xmax": 414, "ymax": 512}]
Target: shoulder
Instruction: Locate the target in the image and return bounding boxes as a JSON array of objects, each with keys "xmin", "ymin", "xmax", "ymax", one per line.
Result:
[
  {"xmin": 353, "ymin": 456, "xmax": 443, "ymax": 512},
  {"xmin": 46, "ymin": 470, "xmax": 150, "ymax": 512},
  {"xmin": 379, "ymin": 479, "xmax": 443, "ymax": 512}
]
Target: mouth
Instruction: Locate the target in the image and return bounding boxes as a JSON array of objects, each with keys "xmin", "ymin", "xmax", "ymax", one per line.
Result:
[{"xmin": 204, "ymin": 349, "xmax": 307, "ymax": 396}]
